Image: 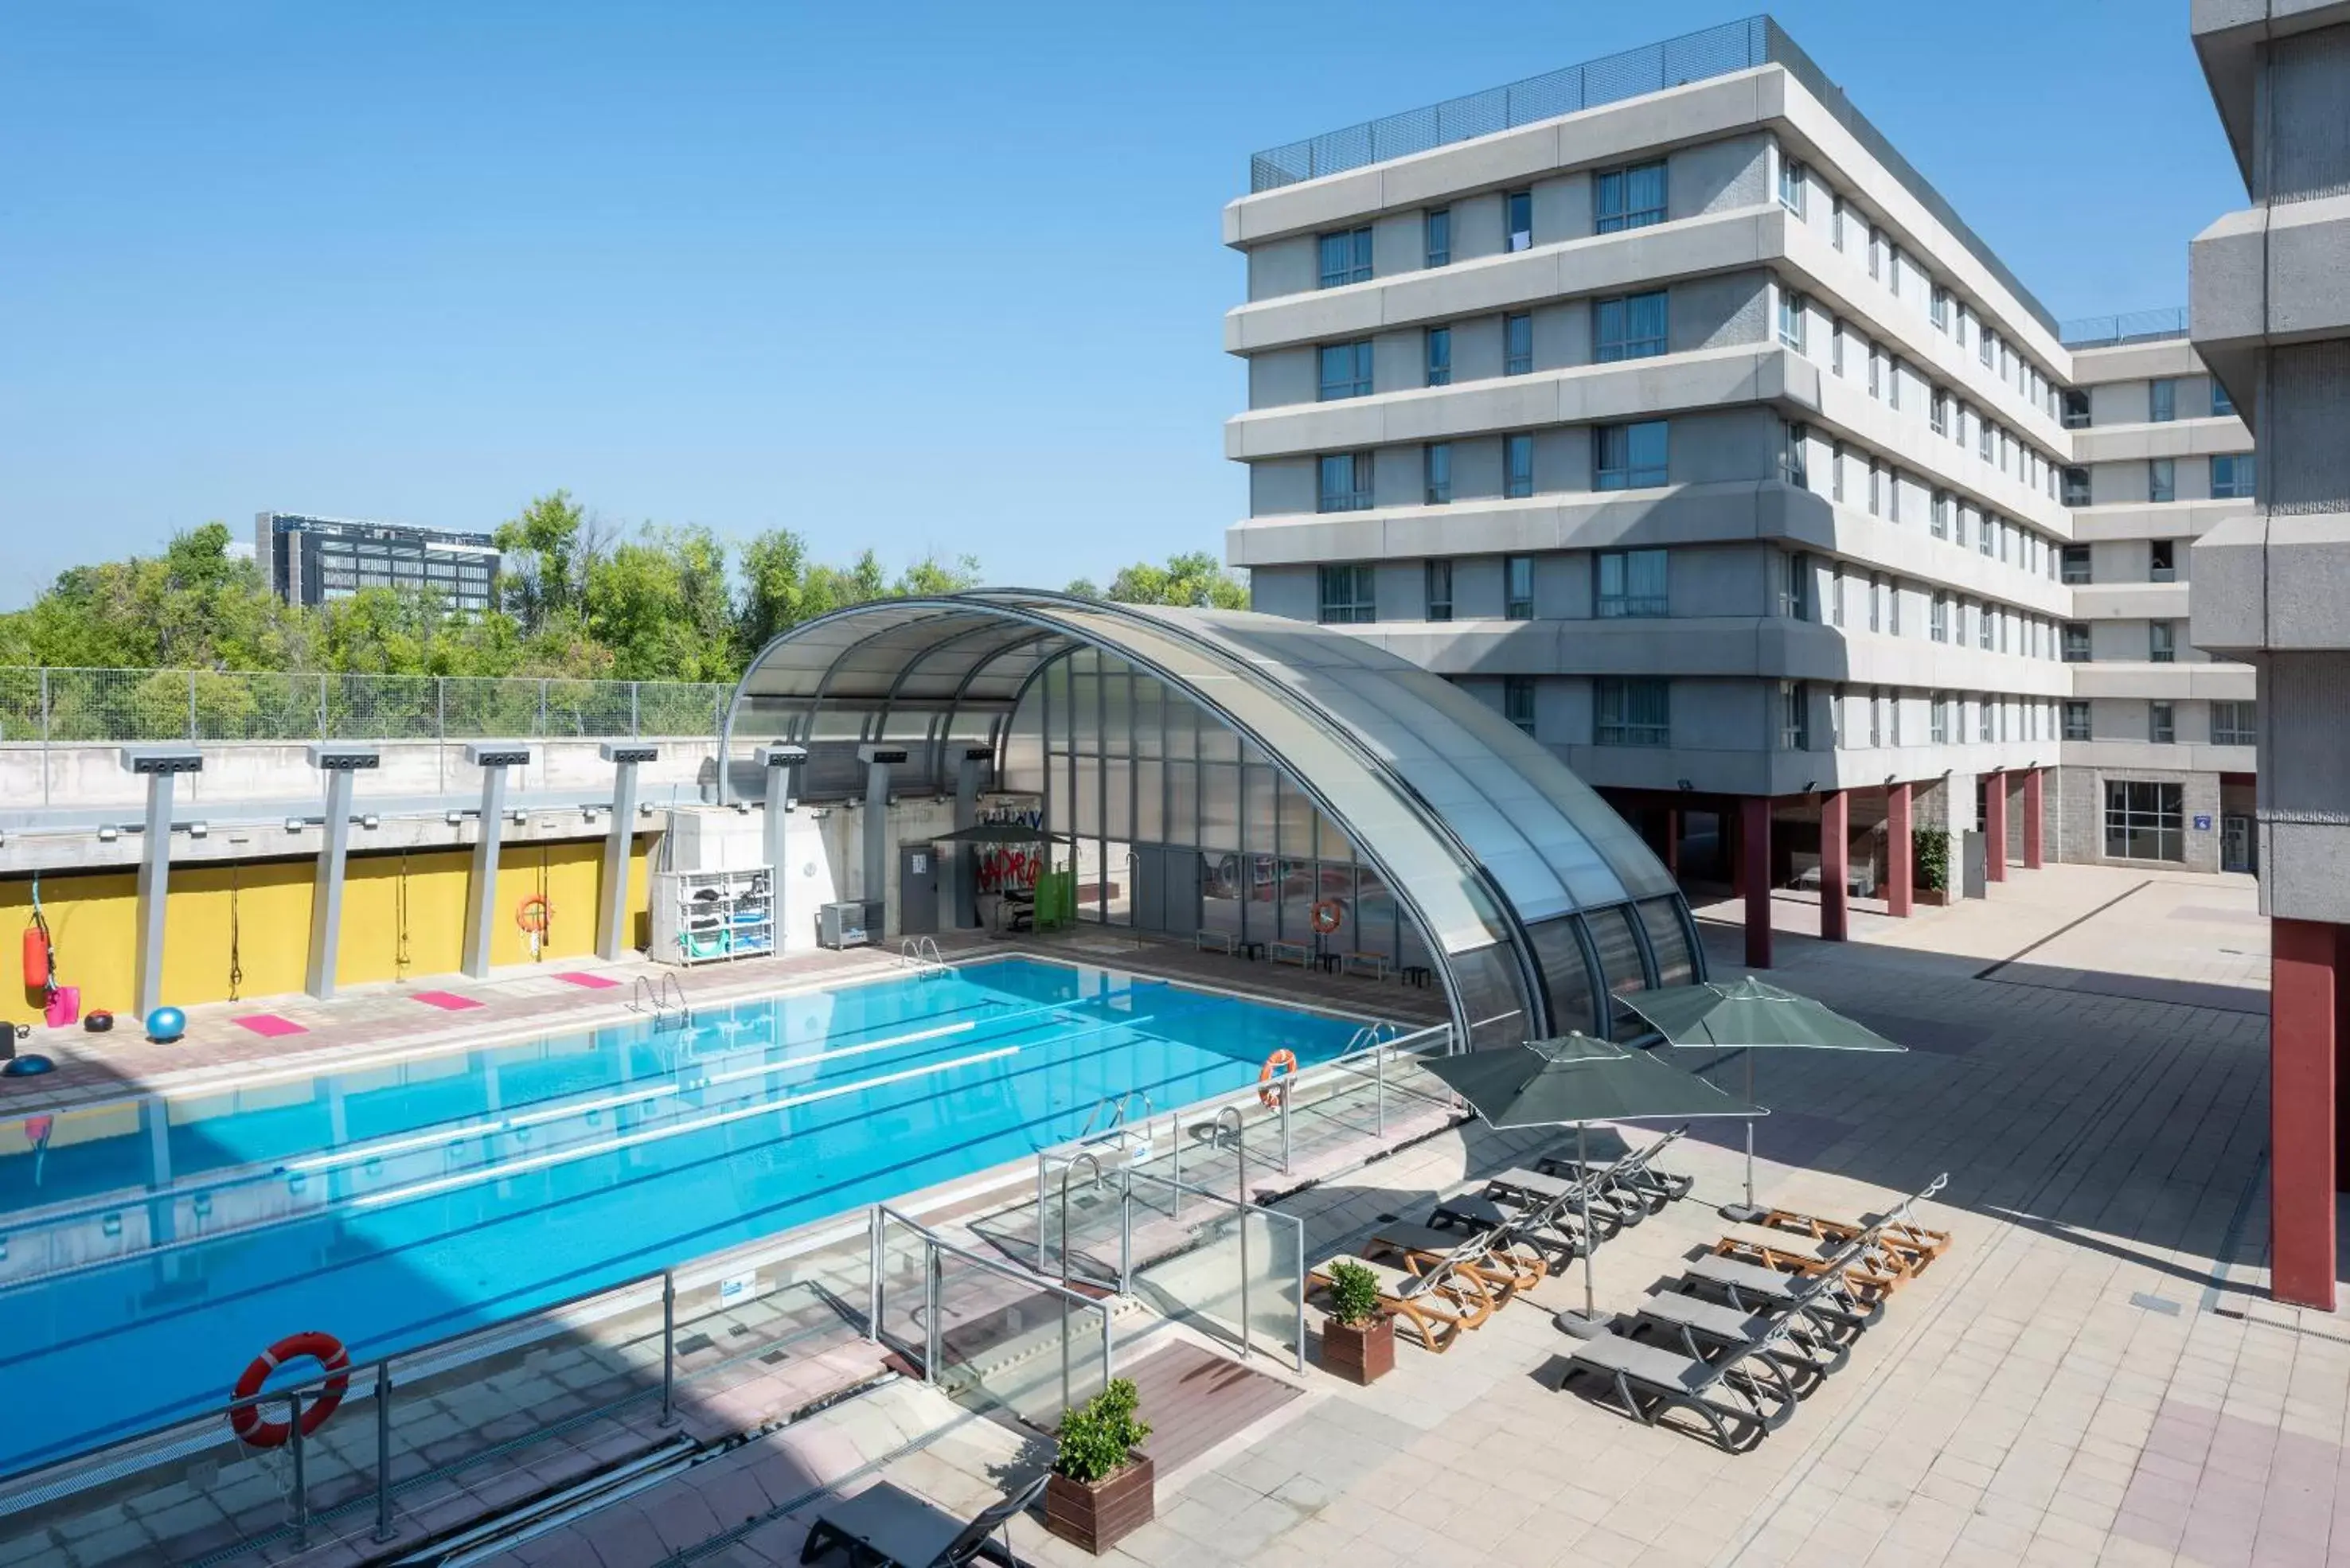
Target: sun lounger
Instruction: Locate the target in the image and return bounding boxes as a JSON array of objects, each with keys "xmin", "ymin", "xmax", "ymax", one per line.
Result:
[
  {"xmin": 1633, "ymin": 1289, "xmax": 1848, "ymax": 1379},
  {"xmin": 1365, "ymin": 1219, "xmax": 1548, "ymax": 1303},
  {"xmin": 1536, "ymin": 1125, "xmax": 1696, "ymax": 1213},
  {"xmin": 1677, "ymin": 1248, "xmax": 1885, "ymax": 1332},
  {"xmin": 1559, "ymin": 1331, "xmax": 1794, "ymax": 1452},
  {"xmin": 1310, "ymin": 1254, "xmax": 1486, "ymax": 1352},
  {"xmin": 1478, "ymin": 1161, "xmax": 1648, "ymax": 1229},
  {"xmin": 1424, "ymin": 1192, "xmax": 1590, "ymax": 1268},
  {"xmin": 799, "ymin": 1472, "xmax": 1047, "ymax": 1566},
  {"xmin": 1751, "ymin": 1178, "xmax": 1951, "ymax": 1269},
  {"xmin": 1715, "ymin": 1221, "xmax": 1912, "ymax": 1293}
]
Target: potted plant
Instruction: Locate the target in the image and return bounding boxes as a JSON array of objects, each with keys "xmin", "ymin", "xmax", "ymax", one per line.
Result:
[
  {"xmin": 1913, "ymin": 828, "xmax": 1953, "ymax": 906},
  {"xmin": 1044, "ymin": 1378, "xmax": 1154, "ymax": 1554},
  {"xmin": 1317, "ymin": 1258, "xmax": 1395, "ymax": 1385}
]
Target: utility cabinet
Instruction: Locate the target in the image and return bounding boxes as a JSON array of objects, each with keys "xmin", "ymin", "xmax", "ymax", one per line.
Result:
[{"xmin": 650, "ymin": 867, "xmax": 775, "ymax": 965}]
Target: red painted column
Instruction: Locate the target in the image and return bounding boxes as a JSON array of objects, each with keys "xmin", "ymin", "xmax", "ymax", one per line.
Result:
[
  {"xmin": 1885, "ymin": 782, "xmax": 1914, "ymax": 918},
  {"xmin": 1663, "ymin": 807, "xmax": 1681, "ymax": 880},
  {"xmin": 2271, "ymin": 919, "xmax": 2339, "ymax": 1310},
  {"xmin": 2023, "ymin": 768, "xmax": 2045, "ymax": 871},
  {"xmin": 1985, "ymin": 773, "xmax": 2008, "ymax": 883},
  {"xmin": 1819, "ymin": 790, "xmax": 1848, "ymax": 942},
  {"xmin": 1742, "ymin": 795, "xmax": 1773, "ymax": 969},
  {"xmin": 1729, "ymin": 806, "xmax": 1747, "ymax": 896}
]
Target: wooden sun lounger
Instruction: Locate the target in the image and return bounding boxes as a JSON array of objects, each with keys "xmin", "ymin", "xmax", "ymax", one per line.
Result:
[
  {"xmin": 1535, "ymin": 1125, "xmax": 1696, "ymax": 1213},
  {"xmin": 1715, "ymin": 1221, "xmax": 1913, "ymax": 1294},
  {"xmin": 1424, "ymin": 1192, "xmax": 1589, "ymax": 1268},
  {"xmin": 1751, "ymin": 1180, "xmax": 1952, "ymax": 1269},
  {"xmin": 1560, "ymin": 1331, "xmax": 1794, "ymax": 1452},
  {"xmin": 1310, "ymin": 1254, "xmax": 1486, "ymax": 1352},
  {"xmin": 1364, "ymin": 1219, "xmax": 1548, "ymax": 1304}
]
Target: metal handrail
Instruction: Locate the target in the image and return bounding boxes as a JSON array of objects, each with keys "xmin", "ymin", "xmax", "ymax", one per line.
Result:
[
  {"xmin": 872, "ymin": 1203, "xmax": 1114, "ymax": 1409},
  {"xmin": 1116, "ymin": 1164, "xmax": 1309, "ymax": 1371}
]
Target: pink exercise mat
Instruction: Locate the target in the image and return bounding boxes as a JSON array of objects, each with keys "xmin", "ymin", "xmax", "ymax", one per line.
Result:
[
  {"xmin": 411, "ymin": 990, "xmax": 486, "ymax": 1012},
  {"xmin": 553, "ymin": 972, "xmax": 623, "ymax": 990},
  {"xmin": 232, "ymin": 1013, "xmax": 308, "ymax": 1038}
]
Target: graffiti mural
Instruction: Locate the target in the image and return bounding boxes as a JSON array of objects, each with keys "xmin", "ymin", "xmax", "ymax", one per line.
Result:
[{"xmin": 975, "ymin": 794, "xmax": 1045, "ymax": 894}]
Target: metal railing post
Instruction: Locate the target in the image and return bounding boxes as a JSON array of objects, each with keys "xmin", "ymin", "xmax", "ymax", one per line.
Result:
[
  {"xmin": 435, "ymin": 677, "xmax": 446, "ymax": 743},
  {"xmin": 372, "ymin": 1362, "xmax": 395, "ymax": 1543},
  {"xmin": 1119, "ymin": 1168, "xmax": 1133, "ymax": 1294},
  {"xmin": 1290, "ymin": 1215, "xmax": 1306, "ymax": 1372},
  {"xmin": 630, "ymin": 681, "xmax": 641, "ymax": 738},
  {"xmin": 658, "ymin": 1273, "xmax": 678, "ymax": 1426},
  {"xmin": 287, "ymin": 1392, "xmax": 309, "ymax": 1546},
  {"xmin": 867, "ymin": 1206, "xmax": 883, "ymax": 1341},
  {"xmin": 1279, "ymin": 1080, "xmax": 1292, "ymax": 1172},
  {"xmin": 924, "ymin": 1246, "xmax": 942, "ymax": 1384},
  {"xmin": 1100, "ymin": 1305, "xmax": 1114, "ymax": 1398},
  {"xmin": 538, "ymin": 678, "xmax": 549, "ymax": 736},
  {"xmin": 1376, "ymin": 1045, "xmax": 1386, "ymax": 1138},
  {"xmin": 38, "ymin": 668, "xmax": 49, "ymax": 808},
  {"xmin": 1035, "ymin": 1155, "xmax": 1050, "ymax": 1273},
  {"xmin": 186, "ymin": 670, "xmax": 198, "ymax": 741},
  {"xmin": 318, "ymin": 673, "xmax": 330, "ymax": 739}
]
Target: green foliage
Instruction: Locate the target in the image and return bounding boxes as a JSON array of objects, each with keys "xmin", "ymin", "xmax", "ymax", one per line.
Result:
[
  {"xmin": 1053, "ymin": 1379, "xmax": 1150, "ymax": 1485},
  {"xmin": 1322, "ymin": 1258, "xmax": 1384, "ymax": 1328},
  {"xmin": 1914, "ymin": 828, "xmax": 1951, "ymax": 892},
  {"xmin": 1071, "ymin": 551, "xmax": 1248, "ymax": 610}
]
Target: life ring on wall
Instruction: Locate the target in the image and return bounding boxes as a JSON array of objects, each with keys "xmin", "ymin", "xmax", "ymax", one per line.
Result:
[
  {"xmin": 229, "ymin": 1331, "xmax": 350, "ymax": 1449},
  {"xmin": 1309, "ymin": 899, "xmax": 1345, "ymax": 935},
  {"xmin": 514, "ymin": 895, "xmax": 553, "ymax": 935},
  {"xmin": 1257, "ymin": 1048, "xmax": 1299, "ymax": 1109}
]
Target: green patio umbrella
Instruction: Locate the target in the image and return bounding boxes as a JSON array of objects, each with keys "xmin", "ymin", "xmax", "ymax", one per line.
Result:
[
  {"xmin": 1615, "ymin": 977, "xmax": 1904, "ymax": 1219},
  {"xmin": 1424, "ymin": 1033, "xmax": 1765, "ymax": 1336}
]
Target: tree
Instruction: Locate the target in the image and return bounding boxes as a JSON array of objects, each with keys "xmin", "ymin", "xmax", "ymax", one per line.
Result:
[
  {"xmin": 1083, "ymin": 551, "xmax": 1248, "ymax": 610},
  {"xmin": 493, "ymin": 490, "xmax": 606, "ymax": 632},
  {"xmin": 584, "ymin": 525, "xmax": 736, "ymax": 682}
]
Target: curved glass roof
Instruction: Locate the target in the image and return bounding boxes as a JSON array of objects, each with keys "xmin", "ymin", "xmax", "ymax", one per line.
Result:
[{"xmin": 724, "ymin": 591, "xmax": 1699, "ymax": 1046}]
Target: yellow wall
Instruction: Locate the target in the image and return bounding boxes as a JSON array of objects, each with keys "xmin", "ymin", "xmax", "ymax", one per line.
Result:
[{"xmin": 0, "ymin": 833, "xmax": 657, "ymax": 1012}]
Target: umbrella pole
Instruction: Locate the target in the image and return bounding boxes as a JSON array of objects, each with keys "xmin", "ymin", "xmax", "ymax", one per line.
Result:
[
  {"xmin": 1723, "ymin": 1049, "xmax": 1764, "ymax": 1223},
  {"xmin": 1556, "ymin": 1121, "xmax": 1606, "ymax": 1339}
]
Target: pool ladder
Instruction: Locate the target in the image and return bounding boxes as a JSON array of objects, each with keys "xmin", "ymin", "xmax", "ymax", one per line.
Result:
[
  {"xmin": 898, "ymin": 935, "xmax": 949, "ymax": 979},
  {"xmin": 630, "ymin": 973, "xmax": 692, "ymax": 1032}
]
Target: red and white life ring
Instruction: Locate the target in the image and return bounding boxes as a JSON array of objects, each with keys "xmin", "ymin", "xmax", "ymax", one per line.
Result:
[
  {"xmin": 1310, "ymin": 899, "xmax": 1345, "ymax": 935},
  {"xmin": 1258, "ymin": 1049, "xmax": 1299, "ymax": 1109},
  {"xmin": 229, "ymin": 1331, "xmax": 350, "ymax": 1449}
]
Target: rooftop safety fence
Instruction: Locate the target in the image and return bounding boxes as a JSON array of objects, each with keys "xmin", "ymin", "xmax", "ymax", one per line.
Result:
[{"xmin": 2059, "ymin": 307, "xmax": 2192, "ymax": 349}]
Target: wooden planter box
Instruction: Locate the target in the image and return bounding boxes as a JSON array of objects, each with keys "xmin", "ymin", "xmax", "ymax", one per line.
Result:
[
  {"xmin": 1321, "ymin": 1314, "xmax": 1396, "ymax": 1384},
  {"xmin": 1915, "ymin": 887, "xmax": 1952, "ymax": 907},
  {"xmin": 1045, "ymin": 1454, "xmax": 1154, "ymax": 1554}
]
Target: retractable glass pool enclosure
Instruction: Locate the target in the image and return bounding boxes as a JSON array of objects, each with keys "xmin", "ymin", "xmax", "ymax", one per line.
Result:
[{"xmin": 721, "ymin": 591, "xmax": 1701, "ymax": 1048}]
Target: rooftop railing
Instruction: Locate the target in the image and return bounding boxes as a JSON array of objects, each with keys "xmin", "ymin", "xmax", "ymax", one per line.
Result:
[
  {"xmin": 1243, "ymin": 14, "xmax": 2061, "ymax": 341},
  {"xmin": 2059, "ymin": 307, "xmax": 2192, "ymax": 349}
]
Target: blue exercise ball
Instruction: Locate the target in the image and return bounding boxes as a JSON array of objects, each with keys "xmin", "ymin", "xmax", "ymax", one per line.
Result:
[
  {"xmin": 2, "ymin": 1054, "xmax": 54, "ymax": 1077},
  {"xmin": 146, "ymin": 1007, "xmax": 186, "ymax": 1043}
]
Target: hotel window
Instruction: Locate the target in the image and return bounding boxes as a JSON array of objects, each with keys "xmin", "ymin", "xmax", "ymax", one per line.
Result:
[
  {"xmin": 2149, "ymin": 458, "xmax": 2176, "ymax": 504},
  {"xmin": 1868, "ymin": 572, "xmax": 1884, "ymax": 633},
  {"xmin": 1832, "ymin": 319, "xmax": 1846, "ymax": 376},
  {"xmin": 2149, "ymin": 621, "xmax": 2176, "ymax": 664},
  {"xmin": 2062, "ymin": 544, "xmax": 2090, "ymax": 583},
  {"xmin": 2149, "ymin": 539, "xmax": 2175, "ymax": 581},
  {"xmin": 1425, "ymin": 560, "xmax": 1454, "ymax": 622},
  {"xmin": 1317, "ymin": 452, "xmax": 1374, "ymax": 513},
  {"xmin": 1505, "ymin": 188, "xmax": 1534, "ymax": 251},
  {"xmin": 1594, "ymin": 291, "xmax": 1668, "ymax": 361},
  {"xmin": 2061, "ymin": 388, "xmax": 2090, "ymax": 429},
  {"xmin": 1868, "ymin": 460, "xmax": 1884, "ymax": 518},
  {"xmin": 1775, "ymin": 551, "xmax": 1810, "ymax": 621},
  {"xmin": 1980, "ymin": 514, "xmax": 1997, "ymax": 558},
  {"xmin": 2064, "ymin": 700, "xmax": 2090, "ymax": 740},
  {"xmin": 1887, "ymin": 357, "xmax": 1903, "ymax": 411},
  {"xmin": 1424, "ymin": 207, "xmax": 1451, "ymax": 268},
  {"xmin": 1977, "ymin": 419, "xmax": 1994, "ymax": 462},
  {"xmin": 2106, "ymin": 780, "xmax": 2184, "ymax": 860},
  {"xmin": 1889, "ymin": 470, "xmax": 1905, "ymax": 524},
  {"xmin": 2149, "ymin": 378, "xmax": 2176, "ymax": 423},
  {"xmin": 2149, "ymin": 700, "xmax": 2176, "ymax": 743},
  {"xmin": 1504, "ymin": 312, "xmax": 1533, "ymax": 376},
  {"xmin": 1594, "ymin": 420, "xmax": 1668, "ymax": 490},
  {"xmin": 2062, "ymin": 466, "xmax": 2090, "ymax": 506},
  {"xmin": 1930, "ymin": 592, "xmax": 1949, "ymax": 643},
  {"xmin": 1595, "ymin": 677, "xmax": 1669, "ymax": 747},
  {"xmin": 1778, "ymin": 155, "xmax": 1805, "ymax": 215},
  {"xmin": 2211, "ymin": 453, "xmax": 2255, "ymax": 499},
  {"xmin": 1868, "ymin": 345, "xmax": 1883, "ymax": 400},
  {"xmin": 1778, "ymin": 289, "xmax": 1806, "ymax": 351},
  {"xmin": 1782, "ymin": 420, "xmax": 1809, "ymax": 489},
  {"xmin": 1931, "ymin": 692, "xmax": 1950, "ymax": 744},
  {"xmin": 1317, "ymin": 341, "xmax": 1373, "ymax": 401},
  {"xmin": 1317, "ymin": 226, "xmax": 1372, "ymax": 288},
  {"xmin": 1888, "ymin": 246, "xmax": 1903, "ymax": 298},
  {"xmin": 1423, "ymin": 443, "xmax": 1452, "ymax": 505},
  {"xmin": 1503, "ymin": 677, "xmax": 1536, "ymax": 736},
  {"xmin": 1504, "ymin": 433, "xmax": 1535, "ymax": 499},
  {"xmin": 1316, "ymin": 564, "xmax": 1376, "ymax": 624},
  {"xmin": 1888, "ymin": 577, "xmax": 1903, "ymax": 636},
  {"xmin": 1977, "ymin": 601, "xmax": 1993, "ymax": 650},
  {"xmin": 1831, "ymin": 566, "xmax": 1845, "ymax": 627},
  {"xmin": 1868, "ymin": 225, "xmax": 1882, "ymax": 280},
  {"xmin": 1975, "ymin": 694, "xmax": 1992, "ymax": 743},
  {"xmin": 1831, "ymin": 441, "xmax": 1846, "ymax": 503},
  {"xmin": 1929, "ymin": 285, "xmax": 1950, "ymax": 331},
  {"xmin": 1980, "ymin": 326, "xmax": 1995, "ymax": 369},
  {"xmin": 1931, "ymin": 388, "xmax": 1950, "ymax": 437},
  {"xmin": 1594, "ymin": 161, "xmax": 1666, "ymax": 232},
  {"xmin": 1598, "ymin": 548, "xmax": 1670, "ymax": 618},
  {"xmin": 1930, "ymin": 490, "xmax": 1950, "ymax": 540},
  {"xmin": 2211, "ymin": 700, "xmax": 2255, "ymax": 746},
  {"xmin": 2063, "ymin": 623, "xmax": 2090, "ymax": 662},
  {"xmin": 1781, "ymin": 681, "xmax": 1811, "ymax": 750},
  {"xmin": 1504, "ymin": 553, "xmax": 1535, "ymax": 619},
  {"xmin": 1868, "ymin": 686, "xmax": 1884, "ymax": 747},
  {"xmin": 1832, "ymin": 193, "xmax": 1845, "ymax": 249},
  {"xmin": 2211, "ymin": 379, "xmax": 2236, "ymax": 416},
  {"xmin": 1425, "ymin": 326, "xmax": 1451, "ymax": 386}
]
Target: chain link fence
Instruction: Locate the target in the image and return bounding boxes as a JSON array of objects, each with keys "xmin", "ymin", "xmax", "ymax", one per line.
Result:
[{"xmin": 0, "ymin": 669, "xmax": 732, "ymax": 745}]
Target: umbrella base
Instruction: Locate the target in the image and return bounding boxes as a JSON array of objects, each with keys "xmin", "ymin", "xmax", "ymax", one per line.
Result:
[
  {"xmin": 1718, "ymin": 1202, "xmax": 1766, "ymax": 1223},
  {"xmin": 1553, "ymin": 1309, "xmax": 1613, "ymax": 1340}
]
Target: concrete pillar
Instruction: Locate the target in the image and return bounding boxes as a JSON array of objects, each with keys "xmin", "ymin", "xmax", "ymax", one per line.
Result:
[
  {"xmin": 1819, "ymin": 790, "xmax": 1848, "ymax": 942},
  {"xmin": 1741, "ymin": 795, "xmax": 1772, "ymax": 969},
  {"xmin": 304, "ymin": 745, "xmax": 381, "ymax": 999},
  {"xmin": 755, "ymin": 744, "xmax": 807, "ymax": 947},
  {"xmin": 1885, "ymin": 782, "xmax": 1914, "ymax": 918},
  {"xmin": 121, "ymin": 747, "xmax": 202, "ymax": 1020},
  {"xmin": 1728, "ymin": 806, "xmax": 1747, "ymax": 897},
  {"xmin": 2022, "ymin": 768, "xmax": 2045, "ymax": 871},
  {"xmin": 856, "ymin": 744, "xmax": 907, "ymax": 929},
  {"xmin": 460, "ymin": 743, "xmax": 532, "ymax": 980},
  {"xmin": 954, "ymin": 747, "xmax": 990, "ymax": 930},
  {"xmin": 2271, "ymin": 919, "xmax": 2340, "ymax": 1310},
  {"xmin": 597, "ymin": 743, "xmax": 657, "ymax": 961},
  {"xmin": 1984, "ymin": 772, "xmax": 2008, "ymax": 883}
]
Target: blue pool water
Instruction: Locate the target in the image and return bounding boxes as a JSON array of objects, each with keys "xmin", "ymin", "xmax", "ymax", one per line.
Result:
[{"xmin": 0, "ymin": 958, "xmax": 1369, "ymax": 1477}]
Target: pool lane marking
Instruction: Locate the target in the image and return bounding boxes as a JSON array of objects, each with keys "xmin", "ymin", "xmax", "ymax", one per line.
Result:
[{"xmin": 345, "ymin": 1043, "xmax": 1024, "ymax": 1211}]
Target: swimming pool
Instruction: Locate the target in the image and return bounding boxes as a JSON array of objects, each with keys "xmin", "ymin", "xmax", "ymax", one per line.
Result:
[{"xmin": 0, "ymin": 957, "xmax": 1372, "ymax": 1478}]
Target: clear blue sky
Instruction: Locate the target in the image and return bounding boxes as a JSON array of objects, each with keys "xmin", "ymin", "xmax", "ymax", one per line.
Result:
[{"xmin": 0, "ymin": 1, "xmax": 2240, "ymax": 605}]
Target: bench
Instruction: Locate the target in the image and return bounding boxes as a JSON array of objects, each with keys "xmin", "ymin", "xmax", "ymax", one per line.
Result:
[
  {"xmin": 1341, "ymin": 950, "xmax": 1391, "ymax": 981},
  {"xmin": 1193, "ymin": 930, "xmax": 1237, "ymax": 956},
  {"xmin": 1268, "ymin": 939, "xmax": 1311, "ymax": 968}
]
